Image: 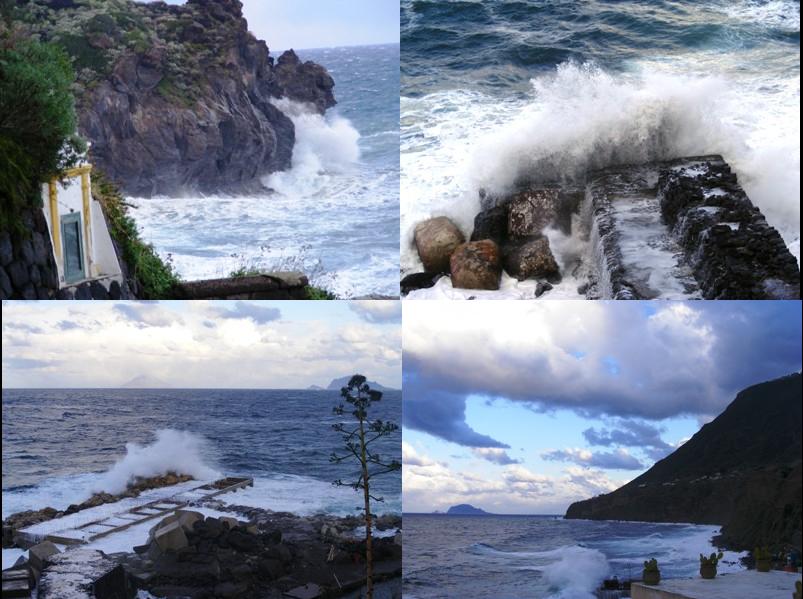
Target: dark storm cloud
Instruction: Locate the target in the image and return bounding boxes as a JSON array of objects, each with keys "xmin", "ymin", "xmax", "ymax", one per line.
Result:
[
  {"xmin": 403, "ymin": 369, "xmax": 509, "ymax": 448},
  {"xmin": 403, "ymin": 302, "xmax": 801, "ymax": 447},
  {"xmin": 3, "ymin": 322, "xmax": 44, "ymax": 334},
  {"xmin": 3, "ymin": 357, "xmax": 59, "ymax": 369},
  {"xmin": 583, "ymin": 420, "xmax": 672, "ymax": 457},
  {"xmin": 473, "ymin": 448, "xmax": 521, "ymax": 465},
  {"xmin": 210, "ymin": 301, "xmax": 281, "ymax": 324},
  {"xmin": 541, "ymin": 448, "xmax": 645, "ymax": 471},
  {"xmin": 113, "ymin": 303, "xmax": 177, "ymax": 327},
  {"xmin": 348, "ymin": 302, "xmax": 402, "ymax": 324}
]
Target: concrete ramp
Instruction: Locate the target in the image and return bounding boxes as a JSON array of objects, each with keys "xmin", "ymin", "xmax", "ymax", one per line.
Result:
[{"xmin": 16, "ymin": 477, "xmax": 252, "ymax": 548}]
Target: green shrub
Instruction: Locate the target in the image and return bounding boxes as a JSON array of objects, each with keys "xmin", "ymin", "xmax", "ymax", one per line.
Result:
[
  {"xmin": 93, "ymin": 173, "xmax": 181, "ymax": 298},
  {"xmin": 0, "ymin": 34, "xmax": 85, "ymax": 231},
  {"xmin": 305, "ymin": 286, "xmax": 337, "ymax": 300}
]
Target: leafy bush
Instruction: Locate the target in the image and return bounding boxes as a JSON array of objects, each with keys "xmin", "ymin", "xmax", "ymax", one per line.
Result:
[
  {"xmin": 92, "ymin": 173, "xmax": 181, "ymax": 298},
  {"xmin": 0, "ymin": 33, "xmax": 85, "ymax": 231}
]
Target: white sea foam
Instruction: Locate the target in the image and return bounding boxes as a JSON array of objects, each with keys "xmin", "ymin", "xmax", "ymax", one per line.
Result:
[
  {"xmin": 93, "ymin": 429, "xmax": 221, "ymax": 495},
  {"xmin": 129, "ymin": 99, "xmax": 398, "ymax": 297},
  {"xmin": 263, "ymin": 98, "xmax": 361, "ymax": 195},
  {"xmin": 401, "ymin": 57, "xmax": 801, "ymax": 287},
  {"xmin": 540, "ymin": 546, "xmax": 611, "ymax": 599}
]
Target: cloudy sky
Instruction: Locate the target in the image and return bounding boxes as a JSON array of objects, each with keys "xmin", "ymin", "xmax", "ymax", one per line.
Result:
[
  {"xmin": 403, "ymin": 301, "xmax": 802, "ymax": 515},
  {"xmin": 157, "ymin": 0, "xmax": 399, "ymax": 50},
  {"xmin": 1, "ymin": 301, "xmax": 401, "ymax": 389}
]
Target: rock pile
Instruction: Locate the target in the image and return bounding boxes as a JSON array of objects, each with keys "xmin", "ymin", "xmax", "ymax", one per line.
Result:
[
  {"xmin": 126, "ymin": 511, "xmax": 401, "ymax": 598},
  {"xmin": 405, "ymin": 187, "xmax": 571, "ymax": 293}
]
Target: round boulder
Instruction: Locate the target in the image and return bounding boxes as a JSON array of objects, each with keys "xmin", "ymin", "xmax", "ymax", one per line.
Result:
[
  {"xmin": 450, "ymin": 240, "xmax": 502, "ymax": 290},
  {"xmin": 414, "ymin": 216, "xmax": 465, "ymax": 273},
  {"xmin": 502, "ymin": 236, "xmax": 560, "ymax": 282}
]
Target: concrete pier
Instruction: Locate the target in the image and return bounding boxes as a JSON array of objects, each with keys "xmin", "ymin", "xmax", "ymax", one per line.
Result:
[{"xmin": 631, "ymin": 570, "xmax": 801, "ymax": 599}]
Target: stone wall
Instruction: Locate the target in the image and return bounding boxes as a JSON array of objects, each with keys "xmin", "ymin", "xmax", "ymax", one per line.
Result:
[{"xmin": 0, "ymin": 208, "xmax": 60, "ymax": 300}]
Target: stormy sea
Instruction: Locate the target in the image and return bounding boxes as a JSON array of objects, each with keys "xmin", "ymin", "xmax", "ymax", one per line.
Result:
[
  {"xmin": 401, "ymin": 0, "xmax": 800, "ymax": 298},
  {"xmin": 129, "ymin": 44, "xmax": 400, "ymax": 298},
  {"xmin": 1, "ymin": 388, "xmax": 401, "ymax": 568},
  {"xmin": 403, "ymin": 514, "xmax": 745, "ymax": 599}
]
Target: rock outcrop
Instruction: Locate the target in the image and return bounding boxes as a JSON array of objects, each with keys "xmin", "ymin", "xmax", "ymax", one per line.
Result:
[
  {"xmin": 15, "ymin": 0, "xmax": 336, "ymax": 196},
  {"xmin": 566, "ymin": 373, "xmax": 803, "ymax": 552}
]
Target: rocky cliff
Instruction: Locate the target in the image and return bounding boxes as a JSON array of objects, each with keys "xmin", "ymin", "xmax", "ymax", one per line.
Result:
[
  {"xmin": 14, "ymin": 0, "xmax": 335, "ymax": 196},
  {"xmin": 565, "ymin": 373, "xmax": 803, "ymax": 551}
]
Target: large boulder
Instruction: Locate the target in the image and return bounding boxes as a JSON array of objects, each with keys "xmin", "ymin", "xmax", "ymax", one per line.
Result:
[
  {"xmin": 153, "ymin": 520, "xmax": 189, "ymax": 553},
  {"xmin": 471, "ymin": 204, "xmax": 508, "ymax": 244},
  {"xmin": 414, "ymin": 216, "xmax": 465, "ymax": 274},
  {"xmin": 450, "ymin": 240, "xmax": 502, "ymax": 290},
  {"xmin": 507, "ymin": 188, "xmax": 560, "ymax": 238},
  {"xmin": 502, "ymin": 236, "xmax": 560, "ymax": 282},
  {"xmin": 28, "ymin": 540, "xmax": 61, "ymax": 572}
]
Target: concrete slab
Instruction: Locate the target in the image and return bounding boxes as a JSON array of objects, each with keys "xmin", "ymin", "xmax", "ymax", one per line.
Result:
[{"xmin": 631, "ymin": 570, "xmax": 802, "ymax": 599}]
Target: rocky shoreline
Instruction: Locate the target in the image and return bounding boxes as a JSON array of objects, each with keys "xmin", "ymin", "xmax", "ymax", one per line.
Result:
[
  {"xmin": 403, "ymin": 155, "xmax": 800, "ymax": 299},
  {"xmin": 565, "ymin": 374, "xmax": 802, "ymax": 553},
  {"xmin": 3, "ymin": 480, "xmax": 402, "ymax": 599},
  {"xmin": 15, "ymin": 0, "xmax": 336, "ymax": 197}
]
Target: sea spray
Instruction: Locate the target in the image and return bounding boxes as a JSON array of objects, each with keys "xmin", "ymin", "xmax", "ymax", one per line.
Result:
[
  {"xmin": 541, "ymin": 546, "xmax": 611, "ymax": 599},
  {"xmin": 402, "ymin": 62, "xmax": 800, "ymax": 275},
  {"xmin": 264, "ymin": 98, "xmax": 361, "ymax": 196},
  {"xmin": 93, "ymin": 429, "xmax": 220, "ymax": 495}
]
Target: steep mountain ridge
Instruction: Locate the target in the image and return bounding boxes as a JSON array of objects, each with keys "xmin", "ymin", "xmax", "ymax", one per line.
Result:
[
  {"xmin": 13, "ymin": 0, "xmax": 335, "ymax": 196},
  {"xmin": 566, "ymin": 373, "xmax": 802, "ymax": 551}
]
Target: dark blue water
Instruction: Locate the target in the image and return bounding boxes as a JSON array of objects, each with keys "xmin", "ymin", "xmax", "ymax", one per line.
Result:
[
  {"xmin": 2, "ymin": 388, "xmax": 401, "ymax": 518},
  {"xmin": 402, "ymin": 0, "xmax": 800, "ymax": 95},
  {"xmin": 399, "ymin": 0, "xmax": 801, "ymax": 280},
  {"xmin": 403, "ymin": 514, "xmax": 744, "ymax": 598}
]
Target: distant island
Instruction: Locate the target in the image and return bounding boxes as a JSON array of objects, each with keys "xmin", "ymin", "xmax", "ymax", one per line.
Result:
[
  {"xmin": 447, "ymin": 504, "xmax": 492, "ymax": 516},
  {"xmin": 307, "ymin": 385, "xmax": 325, "ymax": 391},
  {"xmin": 326, "ymin": 376, "xmax": 397, "ymax": 392},
  {"xmin": 566, "ymin": 373, "xmax": 802, "ymax": 551},
  {"xmin": 121, "ymin": 375, "xmax": 168, "ymax": 389}
]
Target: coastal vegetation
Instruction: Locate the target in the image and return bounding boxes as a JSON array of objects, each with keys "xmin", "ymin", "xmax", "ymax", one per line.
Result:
[
  {"xmin": 330, "ymin": 375, "xmax": 401, "ymax": 599},
  {"xmin": 91, "ymin": 173, "xmax": 180, "ymax": 298},
  {"xmin": 0, "ymin": 27, "xmax": 84, "ymax": 232},
  {"xmin": 642, "ymin": 558, "xmax": 660, "ymax": 585},
  {"xmin": 699, "ymin": 551, "xmax": 723, "ymax": 579}
]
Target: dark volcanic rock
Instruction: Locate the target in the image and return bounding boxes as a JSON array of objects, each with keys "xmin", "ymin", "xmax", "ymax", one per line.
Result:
[
  {"xmin": 658, "ymin": 157, "xmax": 800, "ymax": 299},
  {"xmin": 400, "ymin": 271, "xmax": 442, "ymax": 296},
  {"xmin": 19, "ymin": 0, "xmax": 337, "ymax": 196},
  {"xmin": 502, "ymin": 235, "xmax": 560, "ymax": 282},
  {"xmin": 566, "ymin": 373, "xmax": 803, "ymax": 552},
  {"xmin": 471, "ymin": 204, "xmax": 508, "ymax": 244},
  {"xmin": 507, "ymin": 188, "xmax": 560, "ymax": 238}
]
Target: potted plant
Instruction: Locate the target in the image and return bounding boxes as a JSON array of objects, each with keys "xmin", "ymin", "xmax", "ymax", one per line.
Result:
[
  {"xmin": 642, "ymin": 558, "xmax": 661, "ymax": 585},
  {"xmin": 699, "ymin": 552, "xmax": 724, "ymax": 579},
  {"xmin": 755, "ymin": 547, "xmax": 772, "ymax": 572}
]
